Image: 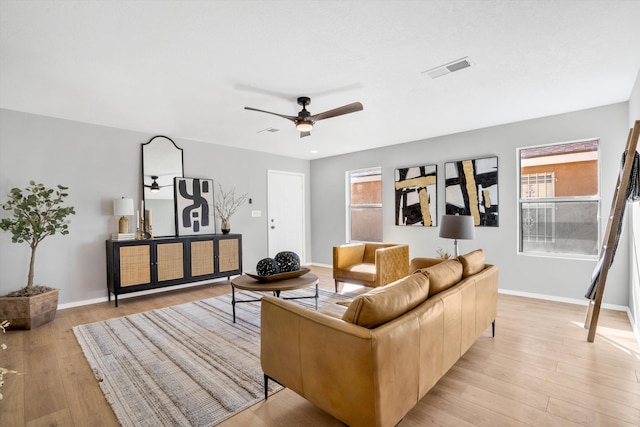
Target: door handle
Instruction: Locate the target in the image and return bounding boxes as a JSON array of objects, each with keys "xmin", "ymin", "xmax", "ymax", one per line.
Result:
[{"xmin": 271, "ymin": 226, "xmax": 275, "ymax": 229}]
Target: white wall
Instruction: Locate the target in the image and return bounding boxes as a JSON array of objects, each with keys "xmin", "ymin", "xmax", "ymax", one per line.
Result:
[
  {"xmin": 311, "ymin": 102, "xmax": 630, "ymax": 307},
  {"xmin": 628, "ymin": 68, "xmax": 640, "ymax": 338},
  {"xmin": 0, "ymin": 109, "xmax": 310, "ymax": 305}
]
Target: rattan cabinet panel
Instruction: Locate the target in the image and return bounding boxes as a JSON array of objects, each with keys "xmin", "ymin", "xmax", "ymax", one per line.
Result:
[
  {"xmin": 119, "ymin": 245, "xmax": 151, "ymax": 287},
  {"xmin": 106, "ymin": 234, "xmax": 242, "ymax": 306},
  {"xmin": 219, "ymin": 238, "xmax": 240, "ymax": 273},
  {"xmin": 191, "ymin": 240, "xmax": 215, "ymax": 277},
  {"xmin": 157, "ymin": 242, "xmax": 185, "ymax": 282}
]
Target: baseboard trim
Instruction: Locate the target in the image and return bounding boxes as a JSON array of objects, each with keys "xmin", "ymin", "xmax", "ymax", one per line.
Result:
[
  {"xmin": 57, "ymin": 277, "xmax": 231, "ymax": 310},
  {"xmin": 497, "ymin": 288, "xmax": 628, "ymax": 312}
]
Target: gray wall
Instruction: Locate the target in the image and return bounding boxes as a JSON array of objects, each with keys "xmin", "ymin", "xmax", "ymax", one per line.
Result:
[
  {"xmin": 1, "ymin": 102, "xmax": 634, "ymax": 309},
  {"xmin": 311, "ymin": 102, "xmax": 630, "ymax": 307},
  {"xmin": 0, "ymin": 108, "xmax": 310, "ymax": 305}
]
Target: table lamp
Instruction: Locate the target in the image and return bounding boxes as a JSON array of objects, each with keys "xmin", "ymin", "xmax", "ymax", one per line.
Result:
[
  {"xmin": 439, "ymin": 214, "xmax": 475, "ymax": 257},
  {"xmin": 113, "ymin": 197, "xmax": 134, "ymax": 234}
]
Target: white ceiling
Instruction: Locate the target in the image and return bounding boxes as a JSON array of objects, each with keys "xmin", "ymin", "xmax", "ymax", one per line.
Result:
[{"xmin": 1, "ymin": 0, "xmax": 640, "ymax": 160}]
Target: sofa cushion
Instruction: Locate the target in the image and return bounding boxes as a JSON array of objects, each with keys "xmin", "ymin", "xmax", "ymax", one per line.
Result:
[
  {"xmin": 458, "ymin": 249, "xmax": 485, "ymax": 277},
  {"xmin": 342, "ymin": 273, "xmax": 429, "ymax": 328},
  {"xmin": 420, "ymin": 259, "xmax": 463, "ymax": 297},
  {"xmin": 338, "ymin": 263, "xmax": 376, "ymax": 283}
]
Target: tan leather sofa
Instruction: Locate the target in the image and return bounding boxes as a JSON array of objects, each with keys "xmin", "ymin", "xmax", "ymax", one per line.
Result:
[
  {"xmin": 333, "ymin": 242, "xmax": 409, "ymax": 291},
  {"xmin": 261, "ymin": 249, "xmax": 497, "ymax": 427}
]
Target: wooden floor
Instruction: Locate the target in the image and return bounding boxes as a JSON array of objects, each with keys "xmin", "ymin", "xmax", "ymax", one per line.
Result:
[{"xmin": 1, "ymin": 265, "xmax": 639, "ymax": 426}]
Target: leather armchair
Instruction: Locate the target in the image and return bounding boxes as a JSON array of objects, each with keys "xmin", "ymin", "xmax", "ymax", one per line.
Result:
[{"xmin": 333, "ymin": 243, "xmax": 409, "ymax": 291}]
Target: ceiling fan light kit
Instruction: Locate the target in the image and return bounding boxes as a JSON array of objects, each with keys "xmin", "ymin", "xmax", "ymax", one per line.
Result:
[
  {"xmin": 245, "ymin": 96, "xmax": 363, "ymax": 138},
  {"xmin": 296, "ymin": 122, "xmax": 313, "ymax": 132}
]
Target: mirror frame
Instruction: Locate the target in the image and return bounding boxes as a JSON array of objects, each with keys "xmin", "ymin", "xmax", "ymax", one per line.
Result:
[{"xmin": 141, "ymin": 135, "xmax": 184, "ymax": 237}]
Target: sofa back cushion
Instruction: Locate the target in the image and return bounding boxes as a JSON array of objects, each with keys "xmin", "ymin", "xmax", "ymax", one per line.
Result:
[
  {"xmin": 342, "ymin": 273, "xmax": 429, "ymax": 328},
  {"xmin": 458, "ymin": 249, "xmax": 485, "ymax": 277},
  {"xmin": 420, "ymin": 259, "xmax": 463, "ymax": 297}
]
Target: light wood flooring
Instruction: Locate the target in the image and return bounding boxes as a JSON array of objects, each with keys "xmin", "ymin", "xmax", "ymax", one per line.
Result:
[{"xmin": 1, "ymin": 265, "xmax": 639, "ymax": 426}]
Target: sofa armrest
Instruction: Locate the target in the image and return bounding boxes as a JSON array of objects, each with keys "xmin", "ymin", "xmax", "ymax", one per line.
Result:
[
  {"xmin": 261, "ymin": 296, "xmax": 378, "ymax": 425},
  {"xmin": 375, "ymin": 244, "xmax": 409, "ymax": 287}
]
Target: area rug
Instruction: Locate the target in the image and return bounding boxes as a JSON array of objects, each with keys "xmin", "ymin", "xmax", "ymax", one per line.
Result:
[{"xmin": 73, "ymin": 287, "xmax": 353, "ymax": 427}]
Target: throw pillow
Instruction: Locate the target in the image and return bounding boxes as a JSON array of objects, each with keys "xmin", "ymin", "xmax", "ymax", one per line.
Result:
[
  {"xmin": 419, "ymin": 259, "xmax": 463, "ymax": 297},
  {"xmin": 458, "ymin": 249, "xmax": 485, "ymax": 277},
  {"xmin": 342, "ymin": 273, "xmax": 429, "ymax": 328}
]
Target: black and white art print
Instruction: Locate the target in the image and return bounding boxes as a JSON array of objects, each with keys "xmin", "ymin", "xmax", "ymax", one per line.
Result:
[
  {"xmin": 395, "ymin": 164, "xmax": 437, "ymax": 226},
  {"xmin": 445, "ymin": 156, "xmax": 499, "ymax": 227},
  {"xmin": 175, "ymin": 177, "xmax": 215, "ymax": 235}
]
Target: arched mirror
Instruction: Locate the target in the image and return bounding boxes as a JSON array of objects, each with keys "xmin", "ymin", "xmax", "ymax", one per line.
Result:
[{"xmin": 142, "ymin": 135, "xmax": 184, "ymax": 237}]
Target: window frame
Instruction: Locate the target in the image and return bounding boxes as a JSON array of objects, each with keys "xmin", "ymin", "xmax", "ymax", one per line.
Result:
[
  {"xmin": 517, "ymin": 139, "xmax": 601, "ymax": 260},
  {"xmin": 346, "ymin": 167, "xmax": 383, "ymax": 243}
]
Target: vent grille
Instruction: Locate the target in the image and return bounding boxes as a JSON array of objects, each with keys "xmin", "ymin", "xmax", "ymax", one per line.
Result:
[
  {"xmin": 423, "ymin": 57, "xmax": 471, "ymax": 79},
  {"xmin": 257, "ymin": 127, "xmax": 280, "ymax": 133}
]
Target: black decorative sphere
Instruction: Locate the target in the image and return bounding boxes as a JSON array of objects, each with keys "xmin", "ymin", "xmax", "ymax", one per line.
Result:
[
  {"xmin": 256, "ymin": 258, "xmax": 280, "ymax": 276},
  {"xmin": 275, "ymin": 251, "xmax": 300, "ymax": 272}
]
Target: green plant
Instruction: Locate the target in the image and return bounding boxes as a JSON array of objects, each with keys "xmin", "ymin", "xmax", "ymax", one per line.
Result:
[{"xmin": 0, "ymin": 181, "xmax": 75, "ymax": 296}]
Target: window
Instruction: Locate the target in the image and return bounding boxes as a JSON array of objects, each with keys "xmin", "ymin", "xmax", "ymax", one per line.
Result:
[
  {"xmin": 518, "ymin": 140, "xmax": 599, "ymax": 257},
  {"xmin": 348, "ymin": 167, "xmax": 382, "ymax": 242}
]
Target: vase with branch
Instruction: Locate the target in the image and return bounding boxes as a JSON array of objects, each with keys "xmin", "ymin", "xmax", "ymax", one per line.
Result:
[{"xmin": 214, "ymin": 183, "xmax": 248, "ymax": 234}]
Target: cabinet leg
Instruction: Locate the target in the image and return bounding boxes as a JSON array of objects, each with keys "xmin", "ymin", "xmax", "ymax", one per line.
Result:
[{"xmin": 232, "ymin": 287, "xmax": 236, "ymax": 323}]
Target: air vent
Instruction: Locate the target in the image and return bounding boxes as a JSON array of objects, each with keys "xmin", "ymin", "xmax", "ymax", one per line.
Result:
[
  {"xmin": 257, "ymin": 127, "xmax": 280, "ymax": 133},
  {"xmin": 423, "ymin": 57, "xmax": 471, "ymax": 79}
]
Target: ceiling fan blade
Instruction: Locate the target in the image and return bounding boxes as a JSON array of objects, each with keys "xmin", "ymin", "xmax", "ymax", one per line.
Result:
[
  {"xmin": 244, "ymin": 106, "xmax": 298, "ymax": 122},
  {"xmin": 310, "ymin": 102, "xmax": 363, "ymax": 122},
  {"xmin": 300, "ymin": 131, "xmax": 311, "ymax": 138}
]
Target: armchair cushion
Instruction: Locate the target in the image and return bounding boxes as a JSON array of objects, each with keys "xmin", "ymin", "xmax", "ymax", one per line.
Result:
[
  {"xmin": 418, "ymin": 259, "xmax": 463, "ymax": 297},
  {"xmin": 342, "ymin": 273, "xmax": 429, "ymax": 328},
  {"xmin": 458, "ymin": 249, "xmax": 485, "ymax": 277}
]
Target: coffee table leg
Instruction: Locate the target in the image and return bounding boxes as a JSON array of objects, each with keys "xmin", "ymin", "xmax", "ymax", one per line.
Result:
[
  {"xmin": 232, "ymin": 286, "xmax": 237, "ymax": 323},
  {"xmin": 315, "ymin": 283, "xmax": 318, "ymax": 310}
]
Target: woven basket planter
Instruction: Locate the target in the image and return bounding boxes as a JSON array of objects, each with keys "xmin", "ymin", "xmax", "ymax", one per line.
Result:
[{"xmin": 0, "ymin": 288, "xmax": 59, "ymax": 330}]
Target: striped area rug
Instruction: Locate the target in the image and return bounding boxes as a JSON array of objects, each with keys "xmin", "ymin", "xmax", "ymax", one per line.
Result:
[{"xmin": 73, "ymin": 287, "xmax": 353, "ymax": 427}]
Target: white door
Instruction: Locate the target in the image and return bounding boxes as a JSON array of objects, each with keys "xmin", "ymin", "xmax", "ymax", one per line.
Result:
[{"xmin": 267, "ymin": 170, "xmax": 305, "ymax": 264}]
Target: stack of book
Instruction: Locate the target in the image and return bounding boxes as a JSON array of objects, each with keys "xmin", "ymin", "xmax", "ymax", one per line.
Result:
[{"xmin": 111, "ymin": 233, "xmax": 136, "ymax": 241}]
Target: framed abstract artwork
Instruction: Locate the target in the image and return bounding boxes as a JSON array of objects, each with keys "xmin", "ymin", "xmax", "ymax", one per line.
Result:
[
  {"xmin": 445, "ymin": 156, "xmax": 499, "ymax": 227},
  {"xmin": 174, "ymin": 177, "xmax": 216, "ymax": 235},
  {"xmin": 395, "ymin": 164, "xmax": 437, "ymax": 226}
]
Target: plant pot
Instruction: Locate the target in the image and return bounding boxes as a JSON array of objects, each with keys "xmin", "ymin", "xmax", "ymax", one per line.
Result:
[{"xmin": 0, "ymin": 288, "xmax": 59, "ymax": 330}]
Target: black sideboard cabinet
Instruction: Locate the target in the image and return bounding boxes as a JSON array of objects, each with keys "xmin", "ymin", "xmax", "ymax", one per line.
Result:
[{"xmin": 106, "ymin": 234, "xmax": 242, "ymax": 307}]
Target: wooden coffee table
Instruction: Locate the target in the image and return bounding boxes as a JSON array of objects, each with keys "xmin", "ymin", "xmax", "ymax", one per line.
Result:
[{"xmin": 229, "ymin": 273, "xmax": 319, "ymax": 323}]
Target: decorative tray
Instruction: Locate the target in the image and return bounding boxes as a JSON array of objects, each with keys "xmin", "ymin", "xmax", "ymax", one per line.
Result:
[{"xmin": 245, "ymin": 268, "xmax": 311, "ymax": 283}]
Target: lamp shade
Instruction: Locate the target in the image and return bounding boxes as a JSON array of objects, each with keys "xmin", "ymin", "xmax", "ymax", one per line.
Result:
[
  {"xmin": 113, "ymin": 198, "xmax": 134, "ymax": 216},
  {"xmin": 439, "ymin": 215, "xmax": 475, "ymax": 240}
]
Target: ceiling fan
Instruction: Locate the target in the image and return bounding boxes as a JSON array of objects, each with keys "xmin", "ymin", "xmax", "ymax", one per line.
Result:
[{"xmin": 244, "ymin": 96, "xmax": 363, "ymax": 138}]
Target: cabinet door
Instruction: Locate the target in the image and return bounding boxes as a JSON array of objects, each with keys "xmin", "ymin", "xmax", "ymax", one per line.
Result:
[
  {"xmin": 191, "ymin": 240, "xmax": 215, "ymax": 277},
  {"xmin": 218, "ymin": 237, "xmax": 240, "ymax": 273},
  {"xmin": 119, "ymin": 245, "xmax": 151, "ymax": 287},
  {"xmin": 156, "ymin": 242, "xmax": 185, "ymax": 282}
]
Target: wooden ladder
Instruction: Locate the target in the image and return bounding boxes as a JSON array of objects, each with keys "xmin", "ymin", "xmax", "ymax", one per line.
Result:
[{"xmin": 584, "ymin": 120, "xmax": 639, "ymax": 342}]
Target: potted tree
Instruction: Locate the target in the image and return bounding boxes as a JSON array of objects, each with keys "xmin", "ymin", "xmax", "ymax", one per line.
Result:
[{"xmin": 0, "ymin": 181, "xmax": 75, "ymax": 329}]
